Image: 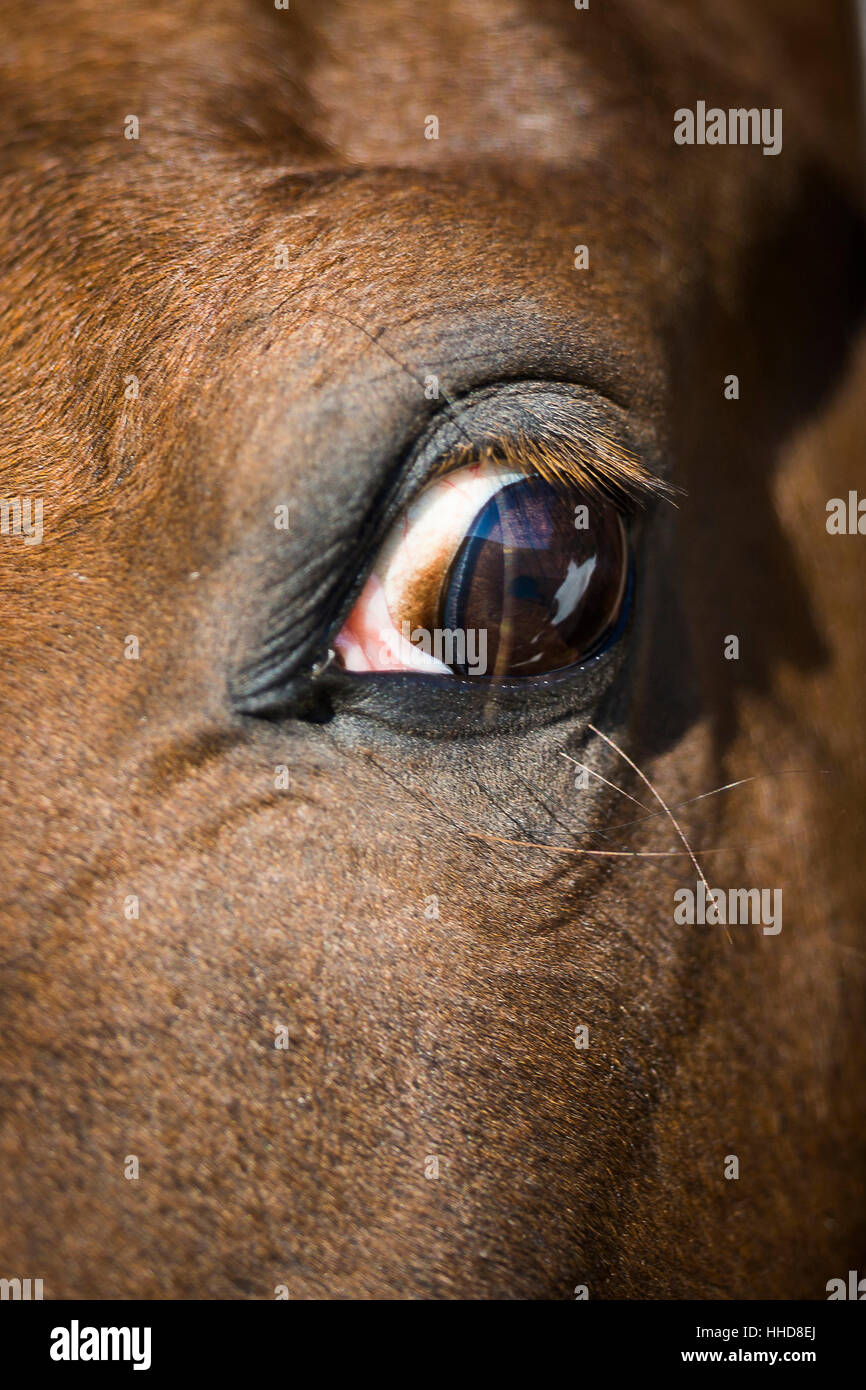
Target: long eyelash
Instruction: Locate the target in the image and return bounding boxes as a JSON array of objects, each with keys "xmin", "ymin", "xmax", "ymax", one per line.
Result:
[{"xmin": 432, "ymin": 427, "xmax": 680, "ymax": 510}]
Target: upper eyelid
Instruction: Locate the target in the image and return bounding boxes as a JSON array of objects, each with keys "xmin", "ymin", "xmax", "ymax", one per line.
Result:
[{"xmin": 399, "ymin": 378, "xmax": 677, "ymax": 511}]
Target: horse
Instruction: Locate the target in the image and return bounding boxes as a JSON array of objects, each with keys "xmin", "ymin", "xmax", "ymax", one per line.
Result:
[{"xmin": 1, "ymin": 0, "xmax": 865, "ymax": 1298}]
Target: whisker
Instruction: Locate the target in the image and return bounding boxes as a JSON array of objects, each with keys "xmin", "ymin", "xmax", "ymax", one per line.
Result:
[
  {"xmin": 587, "ymin": 722, "xmax": 731, "ymax": 944},
  {"xmin": 683, "ymin": 775, "xmax": 759, "ymax": 803},
  {"xmin": 338, "ymin": 733, "xmax": 789, "ymax": 933},
  {"xmin": 596, "ymin": 768, "xmax": 833, "ymax": 839},
  {"xmin": 461, "ymin": 832, "xmax": 791, "ymax": 858},
  {"xmin": 560, "ymin": 751, "xmax": 653, "ymax": 811}
]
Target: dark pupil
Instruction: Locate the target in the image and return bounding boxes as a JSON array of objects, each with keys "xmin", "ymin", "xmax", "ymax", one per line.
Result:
[{"xmin": 442, "ymin": 477, "xmax": 628, "ymax": 679}]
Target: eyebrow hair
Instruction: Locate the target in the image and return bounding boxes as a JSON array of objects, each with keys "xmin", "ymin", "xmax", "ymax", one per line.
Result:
[{"xmin": 431, "ymin": 425, "xmax": 680, "ymax": 509}]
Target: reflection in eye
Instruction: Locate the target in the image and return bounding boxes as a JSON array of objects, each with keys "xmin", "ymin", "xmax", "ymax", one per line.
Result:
[{"xmin": 334, "ymin": 458, "xmax": 630, "ymax": 681}]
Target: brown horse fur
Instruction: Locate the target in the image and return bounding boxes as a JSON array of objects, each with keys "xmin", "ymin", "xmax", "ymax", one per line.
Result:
[{"xmin": 1, "ymin": 0, "xmax": 865, "ymax": 1298}]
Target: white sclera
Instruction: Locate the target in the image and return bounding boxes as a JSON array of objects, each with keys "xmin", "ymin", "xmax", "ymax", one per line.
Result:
[{"xmin": 336, "ymin": 460, "xmax": 522, "ymax": 674}]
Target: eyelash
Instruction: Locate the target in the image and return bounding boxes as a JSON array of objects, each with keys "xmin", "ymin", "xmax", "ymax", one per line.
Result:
[{"xmin": 426, "ymin": 431, "xmax": 674, "ymax": 514}]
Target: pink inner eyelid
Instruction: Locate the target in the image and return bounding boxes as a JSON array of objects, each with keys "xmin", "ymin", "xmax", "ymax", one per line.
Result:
[{"xmin": 334, "ymin": 573, "xmax": 449, "ymax": 674}]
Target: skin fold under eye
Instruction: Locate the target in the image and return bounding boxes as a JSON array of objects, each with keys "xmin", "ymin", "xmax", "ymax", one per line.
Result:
[{"xmin": 334, "ymin": 456, "xmax": 630, "ymax": 681}]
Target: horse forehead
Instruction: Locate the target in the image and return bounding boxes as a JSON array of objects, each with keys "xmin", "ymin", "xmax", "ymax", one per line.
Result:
[
  {"xmin": 264, "ymin": 0, "xmax": 858, "ymax": 167},
  {"xmin": 4, "ymin": 0, "xmax": 853, "ymax": 171}
]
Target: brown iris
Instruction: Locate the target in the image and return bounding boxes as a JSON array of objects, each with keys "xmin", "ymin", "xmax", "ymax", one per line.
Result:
[{"xmin": 441, "ymin": 476, "xmax": 629, "ymax": 679}]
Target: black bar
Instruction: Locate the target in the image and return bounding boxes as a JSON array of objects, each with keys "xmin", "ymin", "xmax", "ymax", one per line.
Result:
[{"xmin": 2, "ymin": 1298, "xmax": 861, "ymax": 1376}]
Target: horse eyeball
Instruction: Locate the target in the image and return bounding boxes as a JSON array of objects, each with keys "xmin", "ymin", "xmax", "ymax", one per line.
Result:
[
  {"xmin": 334, "ymin": 462, "xmax": 630, "ymax": 680},
  {"xmin": 443, "ymin": 475, "xmax": 629, "ymax": 678}
]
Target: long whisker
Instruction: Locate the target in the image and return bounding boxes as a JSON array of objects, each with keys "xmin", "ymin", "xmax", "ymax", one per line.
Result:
[
  {"xmin": 587, "ymin": 721, "xmax": 730, "ymax": 944},
  {"xmin": 460, "ymin": 831, "xmax": 789, "ymax": 857},
  {"xmin": 596, "ymin": 768, "xmax": 833, "ymax": 839},
  {"xmin": 560, "ymin": 751, "xmax": 653, "ymax": 810}
]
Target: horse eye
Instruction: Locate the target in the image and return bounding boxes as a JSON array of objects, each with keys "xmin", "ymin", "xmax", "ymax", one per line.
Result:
[{"xmin": 334, "ymin": 459, "xmax": 630, "ymax": 680}]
